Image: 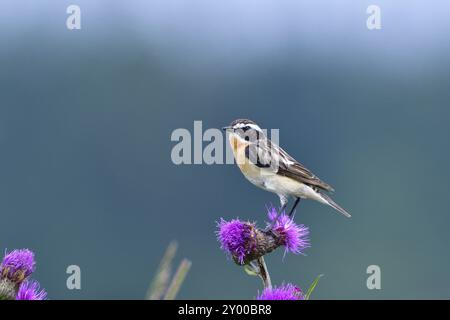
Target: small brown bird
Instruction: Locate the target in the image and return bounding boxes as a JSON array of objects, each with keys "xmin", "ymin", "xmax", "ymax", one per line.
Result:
[{"xmin": 223, "ymin": 119, "xmax": 351, "ymax": 218}]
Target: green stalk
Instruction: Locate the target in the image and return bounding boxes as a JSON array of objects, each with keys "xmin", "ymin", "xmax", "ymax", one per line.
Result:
[
  {"xmin": 146, "ymin": 241, "xmax": 178, "ymax": 300},
  {"xmin": 163, "ymin": 259, "xmax": 192, "ymax": 300}
]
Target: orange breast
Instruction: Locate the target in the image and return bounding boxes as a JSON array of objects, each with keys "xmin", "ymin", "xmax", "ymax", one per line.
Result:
[{"xmin": 229, "ymin": 135, "xmax": 259, "ymax": 175}]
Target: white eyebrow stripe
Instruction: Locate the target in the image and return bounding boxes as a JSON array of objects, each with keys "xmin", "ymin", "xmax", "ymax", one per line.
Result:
[{"xmin": 247, "ymin": 124, "xmax": 262, "ymax": 131}]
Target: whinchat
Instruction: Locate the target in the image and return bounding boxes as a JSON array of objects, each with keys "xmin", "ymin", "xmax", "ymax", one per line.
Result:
[{"xmin": 223, "ymin": 119, "xmax": 351, "ymax": 219}]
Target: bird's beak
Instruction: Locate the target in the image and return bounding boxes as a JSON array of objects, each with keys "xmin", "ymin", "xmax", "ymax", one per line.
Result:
[{"xmin": 222, "ymin": 126, "xmax": 233, "ymax": 132}]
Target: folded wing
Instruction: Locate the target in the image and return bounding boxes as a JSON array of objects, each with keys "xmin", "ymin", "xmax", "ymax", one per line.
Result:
[{"xmin": 246, "ymin": 139, "xmax": 334, "ymax": 192}]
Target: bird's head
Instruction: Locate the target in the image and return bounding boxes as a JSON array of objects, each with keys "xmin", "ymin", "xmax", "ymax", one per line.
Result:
[{"xmin": 222, "ymin": 119, "xmax": 265, "ymax": 143}]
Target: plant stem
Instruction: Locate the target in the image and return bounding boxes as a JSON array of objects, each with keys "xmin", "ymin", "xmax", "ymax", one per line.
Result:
[
  {"xmin": 146, "ymin": 241, "xmax": 178, "ymax": 300},
  {"xmin": 256, "ymin": 256, "xmax": 272, "ymax": 289},
  {"xmin": 163, "ymin": 259, "xmax": 192, "ymax": 300}
]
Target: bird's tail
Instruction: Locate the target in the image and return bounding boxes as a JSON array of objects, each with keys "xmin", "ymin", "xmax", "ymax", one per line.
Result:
[{"xmin": 319, "ymin": 193, "xmax": 351, "ymax": 218}]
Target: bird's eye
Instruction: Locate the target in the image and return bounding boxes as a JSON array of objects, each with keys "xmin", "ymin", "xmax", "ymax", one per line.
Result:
[{"xmin": 242, "ymin": 125, "xmax": 250, "ymax": 132}]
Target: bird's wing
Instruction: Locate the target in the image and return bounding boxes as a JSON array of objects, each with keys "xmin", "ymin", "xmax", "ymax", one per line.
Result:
[
  {"xmin": 244, "ymin": 138, "xmax": 274, "ymax": 169},
  {"xmin": 246, "ymin": 139, "xmax": 334, "ymax": 192}
]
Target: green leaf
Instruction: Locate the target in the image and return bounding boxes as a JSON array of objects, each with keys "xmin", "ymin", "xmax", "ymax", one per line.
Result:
[
  {"xmin": 304, "ymin": 274, "xmax": 323, "ymax": 300},
  {"xmin": 244, "ymin": 264, "xmax": 259, "ymax": 277}
]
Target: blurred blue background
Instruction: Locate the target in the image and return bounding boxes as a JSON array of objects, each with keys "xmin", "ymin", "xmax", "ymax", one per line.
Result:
[{"xmin": 1, "ymin": 0, "xmax": 450, "ymax": 299}]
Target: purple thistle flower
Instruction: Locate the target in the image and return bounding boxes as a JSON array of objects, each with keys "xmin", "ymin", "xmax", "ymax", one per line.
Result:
[
  {"xmin": 16, "ymin": 280, "xmax": 47, "ymax": 300},
  {"xmin": 217, "ymin": 218, "xmax": 256, "ymax": 264},
  {"xmin": 267, "ymin": 207, "xmax": 310, "ymax": 254},
  {"xmin": 0, "ymin": 249, "xmax": 36, "ymax": 284},
  {"xmin": 257, "ymin": 283, "xmax": 304, "ymax": 300}
]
